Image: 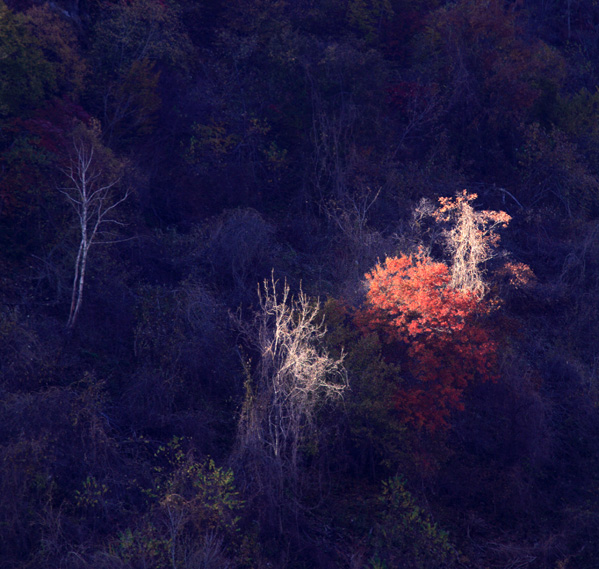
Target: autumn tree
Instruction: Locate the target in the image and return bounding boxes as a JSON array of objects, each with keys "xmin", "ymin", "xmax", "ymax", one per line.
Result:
[
  {"xmin": 358, "ymin": 252, "xmax": 496, "ymax": 431},
  {"xmin": 417, "ymin": 0, "xmax": 565, "ymax": 174}
]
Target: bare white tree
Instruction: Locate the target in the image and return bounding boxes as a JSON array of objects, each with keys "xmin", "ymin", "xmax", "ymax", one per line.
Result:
[
  {"xmin": 234, "ymin": 276, "xmax": 347, "ymax": 530},
  {"xmin": 60, "ymin": 136, "xmax": 129, "ymax": 329},
  {"xmin": 419, "ymin": 190, "xmax": 511, "ymax": 297}
]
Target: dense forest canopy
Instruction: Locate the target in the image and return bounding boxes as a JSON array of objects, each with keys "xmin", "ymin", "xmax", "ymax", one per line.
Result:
[{"xmin": 2, "ymin": 0, "xmax": 599, "ymax": 567}]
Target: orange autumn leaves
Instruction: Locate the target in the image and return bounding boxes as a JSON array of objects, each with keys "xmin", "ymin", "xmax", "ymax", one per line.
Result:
[{"xmin": 357, "ymin": 252, "xmax": 497, "ymax": 432}]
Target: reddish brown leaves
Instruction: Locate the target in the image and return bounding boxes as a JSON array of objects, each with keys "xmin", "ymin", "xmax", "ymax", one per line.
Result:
[{"xmin": 358, "ymin": 252, "xmax": 497, "ymax": 431}]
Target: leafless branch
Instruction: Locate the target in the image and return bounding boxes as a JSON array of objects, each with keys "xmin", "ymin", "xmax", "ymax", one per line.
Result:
[
  {"xmin": 233, "ymin": 274, "xmax": 347, "ymax": 530},
  {"xmin": 59, "ymin": 136, "xmax": 129, "ymax": 329}
]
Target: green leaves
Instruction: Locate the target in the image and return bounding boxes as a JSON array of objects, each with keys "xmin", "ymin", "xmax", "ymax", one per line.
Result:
[
  {"xmin": 0, "ymin": 1, "xmax": 56, "ymax": 116},
  {"xmin": 347, "ymin": 0, "xmax": 394, "ymax": 44},
  {"xmin": 22, "ymin": 5, "xmax": 88, "ymax": 98},
  {"xmin": 374, "ymin": 476, "xmax": 456, "ymax": 567},
  {"xmin": 91, "ymin": 0, "xmax": 193, "ymax": 76}
]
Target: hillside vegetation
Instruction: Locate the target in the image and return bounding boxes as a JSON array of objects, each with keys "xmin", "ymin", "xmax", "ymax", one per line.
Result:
[{"xmin": 2, "ymin": 0, "xmax": 599, "ymax": 567}]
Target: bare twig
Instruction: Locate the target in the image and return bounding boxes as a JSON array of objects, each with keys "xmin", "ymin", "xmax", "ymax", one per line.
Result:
[{"xmin": 59, "ymin": 137, "xmax": 129, "ymax": 329}]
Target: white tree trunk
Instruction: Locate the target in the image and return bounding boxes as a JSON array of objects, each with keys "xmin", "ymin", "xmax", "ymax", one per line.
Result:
[{"xmin": 60, "ymin": 134, "xmax": 127, "ymax": 330}]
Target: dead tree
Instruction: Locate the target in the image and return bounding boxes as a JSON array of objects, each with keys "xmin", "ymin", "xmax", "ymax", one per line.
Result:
[
  {"xmin": 60, "ymin": 136, "xmax": 128, "ymax": 330},
  {"xmin": 435, "ymin": 191, "xmax": 511, "ymax": 297},
  {"xmin": 234, "ymin": 276, "xmax": 347, "ymax": 532},
  {"xmin": 414, "ymin": 190, "xmax": 511, "ymax": 297}
]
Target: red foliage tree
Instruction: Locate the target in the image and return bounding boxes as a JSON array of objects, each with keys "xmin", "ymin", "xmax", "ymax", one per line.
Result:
[{"xmin": 358, "ymin": 252, "xmax": 497, "ymax": 431}]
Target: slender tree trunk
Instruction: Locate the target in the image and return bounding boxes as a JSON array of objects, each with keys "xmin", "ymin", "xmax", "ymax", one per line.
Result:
[
  {"xmin": 67, "ymin": 242, "xmax": 84, "ymax": 329},
  {"xmin": 67, "ymin": 242, "xmax": 90, "ymax": 330},
  {"xmin": 60, "ymin": 132, "xmax": 126, "ymax": 331}
]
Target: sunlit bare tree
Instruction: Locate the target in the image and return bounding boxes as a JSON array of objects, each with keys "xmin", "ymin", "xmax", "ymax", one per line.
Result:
[
  {"xmin": 415, "ymin": 191, "xmax": 511, "ymax": 297},
  {"xmin": 233, "ymin": 275, "xmax": 347, "ymax": 531}
]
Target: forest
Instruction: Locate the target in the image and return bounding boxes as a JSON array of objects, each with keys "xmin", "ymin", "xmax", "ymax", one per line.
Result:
[{"xmin": 2, "ymin": 0, "xmax": 599, "ymax": 567}]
